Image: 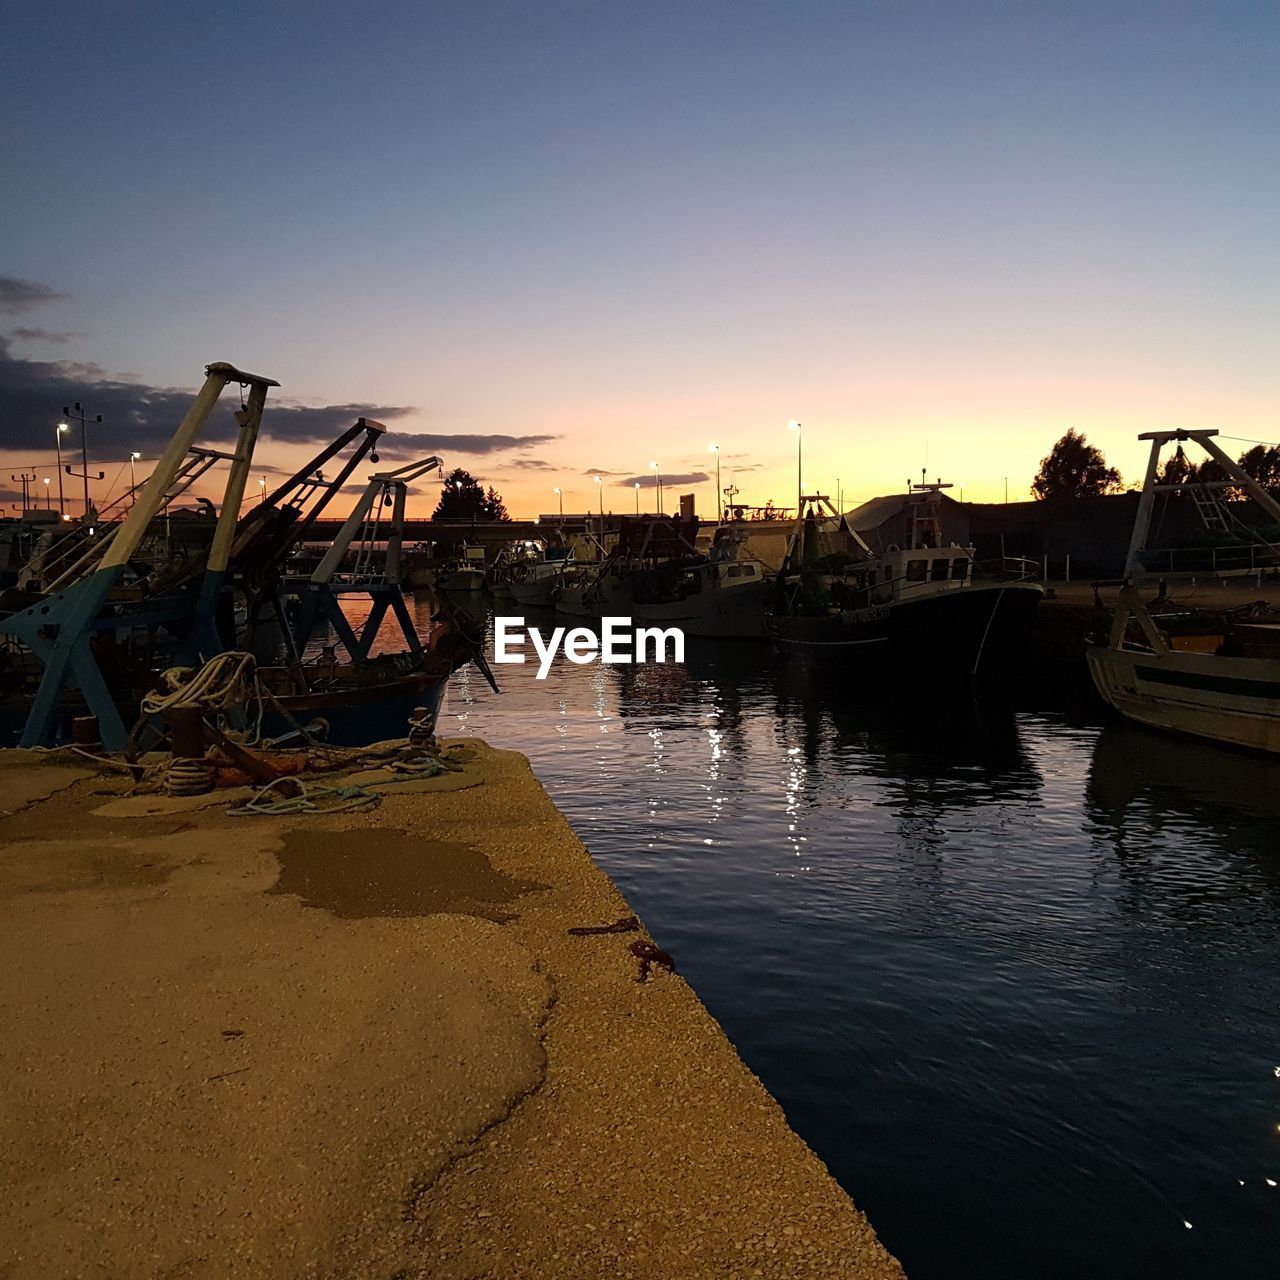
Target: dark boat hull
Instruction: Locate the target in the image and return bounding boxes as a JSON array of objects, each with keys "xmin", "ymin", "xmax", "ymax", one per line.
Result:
[
  {"xmin": 268, "ymin": 671, "xmax": 450, "ymax": 746},
  {"xmin": 766, "ymin": 582, "xmax": 1044, "ymax": 675}
]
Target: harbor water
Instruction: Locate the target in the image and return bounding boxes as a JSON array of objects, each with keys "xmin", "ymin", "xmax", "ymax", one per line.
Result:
[{"xmin": 418, "ymin": 598, "xmax": 1277, "ymax": 1278}]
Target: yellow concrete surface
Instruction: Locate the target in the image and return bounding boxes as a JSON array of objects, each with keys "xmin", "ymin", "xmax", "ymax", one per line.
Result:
[{"xmin": 0, "ymin": 741, "xmax": 903, "ymax": 1279}]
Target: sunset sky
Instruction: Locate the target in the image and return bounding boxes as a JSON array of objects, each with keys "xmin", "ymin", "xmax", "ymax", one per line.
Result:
[{"xmin": 2, "ymin": 0, "xmax": 1277, "ymax": 518}]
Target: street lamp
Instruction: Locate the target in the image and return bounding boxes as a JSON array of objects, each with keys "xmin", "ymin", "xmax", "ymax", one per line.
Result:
[
  {"xmin": 55, "ymin": 422, "xmax": 67, "ymax": 516},
  {"xmin": 62, "ymin": 401, "xmax": 102, "ymax": 517},
  {"xmin": 129, "ymin": 451, "xmax": 141, "ymax": 506},
  {"xmin": 708, "ymin": 442, "xmax": 721, "ymax": 524},
  {"xmin": 594, "ymin": 475, "xmax": 603, "ymax": 539},
  {"xmin": 788, "ymin": 421, "xmax": 802, "ymax": 515},
  {"xmin": 258, "ymin": 476, "xmax": 267, "ymax": 505},
  {"xmin": 553, "ymin": 486, "xmax": 563, "ymax": 520},
  {"xmin": 42, "ymin": 477, "xmax": 51, "ymax": 510},
  {"xmin": 634, "ymin": 481, "xmax": 640, "ymax": 515},
  {"xmin": 649, "ymin": 460, "xmax": 662, "ymax": 515}
]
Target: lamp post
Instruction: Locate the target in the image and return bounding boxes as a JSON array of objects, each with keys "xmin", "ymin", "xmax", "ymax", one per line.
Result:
[
  {"xmin": 258, "ymin": 476, "xmax": 267, "ymax": 505},
  {"xmin": 10, "ymin": 471, "xmax": 36, "ymax": 512},
  {"xmin": 594, "ymin": 474, "xmax": 603, "ymax": 541},
  {"xmin": 553, "ymin": 486, "xmax": 563, "ymax": 520},
  {"xmin": 634, "ymin": 481, "xmax": 640, "ymax": 515},
  {"xmin": 649, "ymin": 460, "xmax": 662, "ymax": 515},
  {"xmin": 55, "ymin": 421, "xmax": 67, "ymax": 515},
  {"xmin": 42, "ymin": 476, "xmax": 51, "ymax": 510},
  {"xmin": 708, "ymin": 442, "xmax": 721, "ymax": 524},
  {"xmin": 788, "ymin": 421, "xmax": 802, "ymax": 515},
  {"xmin": 62, "ymin": 401, "xmax": 102, "ymax": 517},
  {"xmin": 129, "ymin": 452, "xmax": 142, "ymax": 506}
]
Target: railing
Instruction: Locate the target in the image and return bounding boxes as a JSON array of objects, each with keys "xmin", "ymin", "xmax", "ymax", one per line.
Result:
[
  {"xmin": 1137, "ymin": 543, "xmax": 1280, "ymax": 576},
  {"xmin": 973, "ymin": 556, "xmax": 1042, "ymax": 582}
]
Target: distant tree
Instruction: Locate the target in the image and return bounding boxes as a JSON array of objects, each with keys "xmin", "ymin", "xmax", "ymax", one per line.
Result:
[
  {"xmin": 1031, "ymin": 430, "xmax": 1124, "ymax": 500},
  {"xmin": 1236, "ymin": 444, "xmax": 1280, "ymax": 492},
  {"xmin": 432, "ymin": 468, "xmax": 510, "ymax": 521},
  {"xmin": 483, "ymin": 485, "xmax": 511, "ymax": 521},
  {"xmin": 1158, "ymin": 444, "xmax": 1280, "ymax": 501}
]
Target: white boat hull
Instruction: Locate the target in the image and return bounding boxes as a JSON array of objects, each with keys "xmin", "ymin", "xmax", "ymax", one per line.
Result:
[
  {"xmin": 1087, "ymin": 644, "xmax": 1280, "ymax": 754},
  {"xmin": 631, "ymin": 581, "xmax": 769, "ymax": 638},
  {"xmin": 511, "ymin": 578, "xmax": 556, "ymax": 607},
  {"xmin": 555, "ymin": 576, "xmax": 632, "ymax": 619},
  {"xmin": 436, "ymin": 568, "xmax": 486, "ymax": 592},
  {"xmin": 554, "ymin": 585, "xmax": 599, "ymax": 618}
]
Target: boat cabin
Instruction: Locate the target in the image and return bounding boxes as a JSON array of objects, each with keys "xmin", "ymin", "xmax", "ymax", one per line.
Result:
[{"xmin": 872, "ymin": 545, "xmax": 974, "ymax": 603}]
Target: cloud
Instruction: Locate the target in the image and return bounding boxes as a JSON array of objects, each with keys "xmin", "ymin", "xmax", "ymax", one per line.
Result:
[
  {"xmin": 10, "ymin": 327, "xmax": 75, "ymax": 344},
  {"xmin": 620, "ymin": 471, "xmax": 710, "ymax": 488},
  {"xmin": 513, "ymin": 457, "xmax": 556, "ymax": 471},
  {"xmin": 582, "ymin": 467, "xmax": 628, "ymax": 476},
  {"xmin": 0, "ymin": 338, "xmax": 556, "ymax": 461},
  {"xmin": 0, "ymin": 276, "xmax": 67, "ymax": 313},
  {"xmin": 376, "ymin": 432, "xmax": 557, "ymax": 457}
]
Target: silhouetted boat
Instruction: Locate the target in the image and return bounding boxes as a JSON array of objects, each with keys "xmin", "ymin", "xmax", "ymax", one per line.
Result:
[
  {"xmin": 1088, "ymin": 428, "xmax": 1280, "ymax": 753},
  {"xmin": 767, "ymin": 484, "xmax": 1043, "ymax": 674}
]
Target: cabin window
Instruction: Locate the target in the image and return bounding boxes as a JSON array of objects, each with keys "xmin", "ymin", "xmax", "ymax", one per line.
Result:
[
  {"xmin": 726, "ymin": 564, "xmax": 741, "ymax": 577},
  {"xmin": 930, "ymin": 558, "xmax": 949, "ymax": 581},
  {"xmin": 950, "ymin": 559, "xmax": 969, "ymax": 580},
  {"xmin": 906, "ymin": 559, "xmax": 927, "ymax": 582}
]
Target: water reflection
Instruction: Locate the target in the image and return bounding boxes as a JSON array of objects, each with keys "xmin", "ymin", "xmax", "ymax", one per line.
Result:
[{"xmin": 1086, "ymin": 722, "xmax": 1280, "ymax": 925}]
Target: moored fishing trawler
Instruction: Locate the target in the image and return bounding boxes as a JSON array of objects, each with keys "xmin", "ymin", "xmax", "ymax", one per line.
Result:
[
  {"xmin": 629, "ymin": 527, "xmax": 771, "ymax": 638},
  {"xmin": 767, "ymin": 484, "xmax": 1044, "ymax": 673},
  {"xmin": 1088, "ymin": 428, "xmax": 1280, "ymax": 753},
  {"xmin": 552, "ymin": 516, "xmax": 700, "ymax": 620},
  {"xmin": 509, "ymin": 544, "xmax": 575, "ymax": 606},
  {"xmin": 434, "ymin": 544, "xmax": 487, "ymax": 592},
  {"xmin": 0, "ymin": 363, "xmax": 489, "ymax": 748}
]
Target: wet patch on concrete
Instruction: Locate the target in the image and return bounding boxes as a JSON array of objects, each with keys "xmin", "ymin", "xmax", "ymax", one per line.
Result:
[{"xmin": 269, "ymin": 828, "xmax": 548, "ymax": 921}]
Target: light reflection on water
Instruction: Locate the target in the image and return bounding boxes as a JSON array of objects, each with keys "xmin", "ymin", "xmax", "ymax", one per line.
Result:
[{"xmin": 368, "ymin": 598, "xmax": 1280, "ymax": 1278}]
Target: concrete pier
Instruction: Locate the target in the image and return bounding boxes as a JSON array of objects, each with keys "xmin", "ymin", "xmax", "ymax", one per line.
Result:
[{"xmin": 0, "ymin": 741, "xmax": 903, "ymax": 1279}]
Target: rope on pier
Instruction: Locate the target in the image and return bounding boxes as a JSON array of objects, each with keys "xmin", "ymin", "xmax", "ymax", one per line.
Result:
[{"xmin": 226, "ymin": 776, "xmax": 380, "ymax": 817}]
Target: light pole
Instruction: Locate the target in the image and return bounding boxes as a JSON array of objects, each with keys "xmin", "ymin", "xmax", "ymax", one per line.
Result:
[
  {"xmin": 649, "ymin": 460, "xmax": 662, "ymax": 515},
  {"xmin": 43, "ymin": 477, "xmax": 51, "ymax": 509},
  {"xmin": 1004, "ymin": 476, "xmax": 1008, "ymax": 504},
  {"xmin": 55, "ymin": 421, "xmax": 67, "ymax": 516},
  {"xmin": 788, "ymin": 421, "xmax": 802, "ymax": 515},
  {"xmin": 62, "ymin": 401, "xmax": 102, "ymax": 517},
  {"xmin": 553, "ymin": 486, "xmax": 563, "ymax": 520},
  {"xmin": 129, "ymin": 452, "xmax": 141, "ymax": 506},
  {"xmin": 708, "ymin": 442, "xmax": 721, "ymax": 523},
  {"xmin": 258, "ymin": 476, "xmax": 267, "ymax": 505},
  {"xmin": 11, "ymin": 471, "xmax": 36, "ymax": 512},
  {"xmin": 594, "ymin": 475, "xmax": 603, "ymax": 541},
  {"xmin": 634, "ymin": 481, "xmax": 640, "ymax": 515}
]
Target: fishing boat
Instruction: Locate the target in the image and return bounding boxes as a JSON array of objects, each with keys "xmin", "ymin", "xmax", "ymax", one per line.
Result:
[
  {"xmin": 553, "ymin": 559, "xmax": 633, "ymax": 617},
  {"xmin": 629, "ymin": 528, "xmax": 771, "ymax": 638},
  {"xmin": 1087, "ymin": 428, "xmax": 1280, "ymax": 753},
  {"xmin": 0, "ymin": 365, "xmax": 491, "ymax": 749},
  {"xmin": 434, "ymin": 545, "xmax": 487, "ymax": 592},
  {"xmin": 553, "ymin": 515, "xmax": 701, "ymax": 621},
  {"xmin": 767, "ymin": 485, "xmax": 1043, "ymax": 674},
  {"xmin": 509, "ymin": 545, "xmax": 574, "ymax": 607}
]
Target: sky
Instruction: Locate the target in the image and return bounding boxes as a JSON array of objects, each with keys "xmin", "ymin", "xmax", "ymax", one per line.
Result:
[{"xmin": 1, "ymin": 0, "xmax": 1277, "ymax": 518}]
